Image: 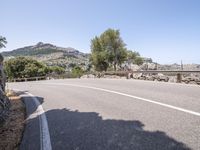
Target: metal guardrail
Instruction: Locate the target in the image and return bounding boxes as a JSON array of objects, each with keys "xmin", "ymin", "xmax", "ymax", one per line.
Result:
[
  {"xmin": 8, "ymin": 76, "xmax": 47, "ymax": 82},
  {"xmin": 130, "ymin": 70, "xmax": 200, "ymax": 73},
  {"xmin": 105, "ymin": 70, "xmax": 200, "ymax": 74}
]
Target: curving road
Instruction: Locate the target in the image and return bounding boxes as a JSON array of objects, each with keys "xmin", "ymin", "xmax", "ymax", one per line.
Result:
[{"xmin": 8, "ymin": 79, "xmax": 200, "ymax": 150}]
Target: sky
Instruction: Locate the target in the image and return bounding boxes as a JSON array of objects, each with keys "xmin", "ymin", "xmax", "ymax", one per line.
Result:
[{"xmin": 1, "ymin": 0, "xmax": 200, "ymax": 64}]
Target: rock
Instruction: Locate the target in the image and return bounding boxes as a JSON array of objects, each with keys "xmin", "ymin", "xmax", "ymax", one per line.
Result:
[
  {"xmin": 127, "ymin": 73, "xmax": 133, "ymax": 79},
  {"xmin": 130, "ymin": 64, "xmax": 140, "ymax": 71},
  {"xmin": 158, "ymin": 73, "xmax": 164, "ymax": 76},
  {"xmin": 154, "ymin": 74, "xmax": 169, "ymax": 82},
  {"xmin": 182, "ymin": 76, "xmax": 200, "ymax": 84},
  {"xmin": 103, "ymin": 75, "xmax": 121, "ymax": 79},
  {"xmin": 159, "ymin": 76, "xmax": 169, "ymax": 82},
  {"xmin": 146, "ymin": 75, "xmax": 155, "ymax": 81},
  {"xmin": 81, "ymin": 74, "xmax": 96, "ymax": 78},
  {"xmin": 148, "ymin": 63, "xmax": 157, "ymax": 70},
  {"xmin": 188, "ymin": 81, "xmax": 198, "ymax": 85},
  {"xmin": 81, "ymin": 75, "xmax": 88, "ymax": 78},
  {"xmin": 138, "ymin": 75, "xmax": 146, "ymax": 80},
  {"xmin": 132, "ymin": 73, "xmax": 142, "ymax": 79},
  {"xmin": 168, "ymin": 76, "xmax": 177, "ymax": 82},
  {"xmin": 88, "ymin": 74, "xmax": 96, "ymax": 78}
]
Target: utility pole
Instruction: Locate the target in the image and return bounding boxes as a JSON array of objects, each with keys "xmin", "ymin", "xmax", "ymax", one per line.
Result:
[
  {"xmin": 181, "ymin": 60, "xmax": 183, "ymax": 70},
  {"xmin": 155, "ymin": 62, "xmax": 158, "ymax": 70}
]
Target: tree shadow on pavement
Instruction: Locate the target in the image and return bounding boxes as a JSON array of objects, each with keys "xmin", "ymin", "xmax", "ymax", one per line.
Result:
[{"xmin": 45, "ymin": 108, "xmax": 191, "ymax": 150}]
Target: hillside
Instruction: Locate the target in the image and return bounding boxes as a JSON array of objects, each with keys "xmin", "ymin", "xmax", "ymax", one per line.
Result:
[
  {"xmin": 2, "ymin": 42, "xmax": 90, "ymax": 69},
  {"xmin": 2, "ymin": 43, "xmax": 199, "ymax": 72}
]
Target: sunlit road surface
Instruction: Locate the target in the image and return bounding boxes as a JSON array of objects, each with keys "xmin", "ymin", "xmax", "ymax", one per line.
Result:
[{"xmin": 9, "ymin": 79, "xmax": 200, "ymax": 150}]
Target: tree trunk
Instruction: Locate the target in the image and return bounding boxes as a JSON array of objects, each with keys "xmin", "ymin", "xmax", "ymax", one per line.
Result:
[{"xmin": 114, "ymin": 62, "xmax": 117, "ymax": 71}]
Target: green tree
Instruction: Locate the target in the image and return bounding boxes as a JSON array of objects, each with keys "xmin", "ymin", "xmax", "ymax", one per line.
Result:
[
  {"xmin": 127, "ymin": 50, "xmax": 139, "ymax": 60},
  {"xmin": 90, "ymin": 36, "xmax": 109, "ymax": 71},
  {"xmin": 100, "ymin": 29, "xmax": 127, "ymax": 71},
  {"xmin": 0, "ymin": 36, "xmax": 7, "ymax": 62},
  {"xmin": 90, "ymin": 29, "xmax": 127, "ymax": 71},
  {"xmin": 127, "ymin": 50, "xmax": 144, "ymax": 65},
  {"xmin": 134, "ymin": 57, "xmax": 144, "ymax": 65},
  {"xmin": 0, "ymin": 36, "xmax": 7, "ymax": 49},
  {"xmin": 72, "ymin": 66, "xmax": 84, "ymax": 78}
]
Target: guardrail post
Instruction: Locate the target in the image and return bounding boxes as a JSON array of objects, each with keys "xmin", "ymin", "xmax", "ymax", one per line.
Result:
[
  {"xmin": 126, "ymin": 72, "xmax": 129, "ymax": 79},
  {"xmin": 36, "ymin": 77, "xmax": 38, "ymax": 81},
  {"xmin": 177, "ymin": 73, "xmax": 182, "ymax": 83}
]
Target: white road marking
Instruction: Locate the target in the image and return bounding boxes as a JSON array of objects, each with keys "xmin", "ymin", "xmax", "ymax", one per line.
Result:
[
  {"xmin": 42, "ymin": 83, "xmax": 200, "ymax": 117},
  {"xmin": 23, "ymin": 92, "xmax": 52, "ymax": 150}
]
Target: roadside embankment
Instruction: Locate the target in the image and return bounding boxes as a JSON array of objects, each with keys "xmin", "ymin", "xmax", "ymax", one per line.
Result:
[{"xmin": 0, "ymin": 90, "xmax": 25, "ymax": 150}]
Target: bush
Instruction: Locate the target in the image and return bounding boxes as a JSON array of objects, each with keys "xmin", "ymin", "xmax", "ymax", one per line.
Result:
[
  {"xmin": 48, "ymin": 66, "xmax": 65, "ymax": 75},
  {"xmin": 72, "ymin": 66, "xmax": 84, "ymax": 78},
  {"xmin": 4, "ymin": 57, "xmax": 51, "ymax": 79}
]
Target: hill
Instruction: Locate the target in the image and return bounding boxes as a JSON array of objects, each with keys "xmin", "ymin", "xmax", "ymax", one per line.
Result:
[{"xmin": 2, "ymin": 42, "xmax": 90, "ymax": 69}]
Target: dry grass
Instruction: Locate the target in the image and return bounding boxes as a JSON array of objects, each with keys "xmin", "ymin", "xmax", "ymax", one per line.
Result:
[{"xmin": 0, "ymin": 91, "xmax": 25, "ymax": 150}]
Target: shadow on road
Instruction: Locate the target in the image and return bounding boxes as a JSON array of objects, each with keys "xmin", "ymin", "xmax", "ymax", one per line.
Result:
[
  {"xmin": 45, "ymin": 108, "xmax": 190, "ymax": 150},
  {"xmin": 18, "ymin": 91, "xmax": 190, "ymax": 150}
]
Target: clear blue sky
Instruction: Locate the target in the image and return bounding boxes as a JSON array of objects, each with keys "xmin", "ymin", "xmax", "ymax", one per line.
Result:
[{"xmin": 1, "ymin": 0, "xmax": 200, "ymax": 64}]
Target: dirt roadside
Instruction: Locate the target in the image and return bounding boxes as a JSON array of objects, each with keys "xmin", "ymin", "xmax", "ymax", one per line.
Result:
[{"xmin": 0, "ymin": 91, "xmax": 25, "ymax": 150}]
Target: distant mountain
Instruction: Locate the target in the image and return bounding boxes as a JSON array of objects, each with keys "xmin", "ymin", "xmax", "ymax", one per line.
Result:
[
  {"xmin": 2, "ymin": 42, "xmax": 90, "ymax": 69},
  {"xmin": 2, "ymin": 42, "xmax": 86, "ymax": 57}
]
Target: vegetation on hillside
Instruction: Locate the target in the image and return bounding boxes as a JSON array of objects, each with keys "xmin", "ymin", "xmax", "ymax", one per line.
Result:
[
  {"xmin": 1, "ymin": 42, "xmax": 89, "ymax": 72},
  {"xmin": 2, "ymin": 48, "xmax": 63, "ymax": 57}
]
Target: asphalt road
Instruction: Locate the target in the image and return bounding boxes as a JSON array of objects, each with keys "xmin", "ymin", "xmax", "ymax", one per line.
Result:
[{"xmin": 8, "ymin": 79, "xmax": 200, "ymax": 150}]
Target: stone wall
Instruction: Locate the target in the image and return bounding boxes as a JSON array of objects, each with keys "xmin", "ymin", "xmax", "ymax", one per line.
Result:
[{"xmin": 81, "ymin": 73, "xmax": 200, "ymax": 85}]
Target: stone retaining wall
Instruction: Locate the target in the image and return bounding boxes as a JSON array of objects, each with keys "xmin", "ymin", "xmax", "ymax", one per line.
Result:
[{"xmin": 81, "ymin": 73, "xmax": 200, "ymax": 85}]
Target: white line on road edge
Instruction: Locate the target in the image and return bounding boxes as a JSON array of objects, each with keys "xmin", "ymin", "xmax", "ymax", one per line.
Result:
[
  {"xmin": 43, "ymin": 83, "xmax": 200, "ymax": 117},
  {"xmin": 25, "ymin": 92, "xmax": 52, "ymax": 150}
]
